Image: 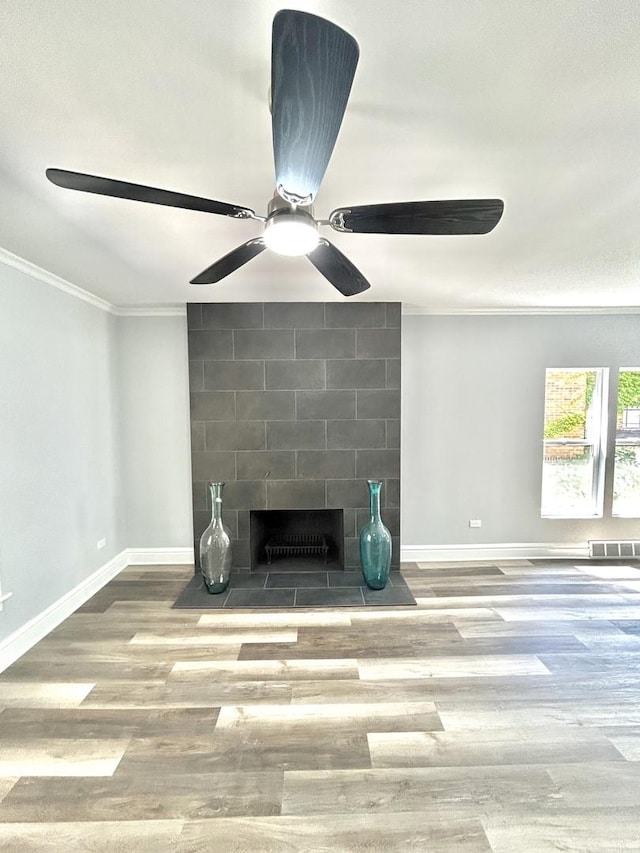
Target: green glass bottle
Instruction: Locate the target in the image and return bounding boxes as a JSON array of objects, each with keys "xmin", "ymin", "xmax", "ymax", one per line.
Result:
[
  {"xmin": 359, "ymin": 480, "xmax": 392, "ymax": 590},
  {"xmin": 199, "ymin": 482, "xmax": 232, "ymax": 594}
]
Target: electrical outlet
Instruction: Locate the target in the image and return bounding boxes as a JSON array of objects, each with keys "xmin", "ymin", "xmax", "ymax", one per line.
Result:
[
  {"xmin": 469, "ymin": 519, "xmax": 482, "ymax": 528},
  {"xmin": 97, "ymin": 538, "xmax": 106, "ymax": 550}
]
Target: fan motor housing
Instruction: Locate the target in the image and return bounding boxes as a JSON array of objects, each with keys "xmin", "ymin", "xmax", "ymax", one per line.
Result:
[{"xmin": 263, "ymin": 200, "xmax": 319, "ymax": 256}]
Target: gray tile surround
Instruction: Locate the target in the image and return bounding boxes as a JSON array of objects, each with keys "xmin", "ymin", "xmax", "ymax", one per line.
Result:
[{"xmin": 188, "ymin": 303, "xmax": 401, "ymax": 571}]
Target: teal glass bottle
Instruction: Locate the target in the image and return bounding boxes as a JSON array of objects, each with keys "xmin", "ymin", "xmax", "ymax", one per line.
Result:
[
  {"xmin": 199, "ymin": 482, "xmax": 232, "ymax": 594},
  {"xmin": 359, "ymin": 479, "xmax": 392, "ymax": 590}
]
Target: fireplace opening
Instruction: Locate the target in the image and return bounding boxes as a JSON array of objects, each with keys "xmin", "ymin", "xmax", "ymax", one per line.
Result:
[{"xmin": 250, "ymin": 509, "xmax": 344, "ymax": 572}]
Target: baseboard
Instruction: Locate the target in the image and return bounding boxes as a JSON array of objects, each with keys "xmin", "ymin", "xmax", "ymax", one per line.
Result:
[
  {"xmin": 401, "ymin": 542, "xmax": 590, "ymax": 563},
  {"xmin": 0, "ymin": 550, "xmax": 129, "ymax": 674},
  {"xmin": 0, "ymin": 545, "xmax": 196, "ymax": 673},
  {"xmin": 125, "ymin": 547, "xmax": 194, "ymax": 565}
]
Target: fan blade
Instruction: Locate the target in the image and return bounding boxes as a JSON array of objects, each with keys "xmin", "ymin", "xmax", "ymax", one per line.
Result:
[
  {"xmin": 271, "ymin": 10, "xmax": 359, "ymax": 204},
  {"xmin": 190, "ymin": 239, "xmax": 266, "ymax": 284},
  {"xmin": 46, "ymin": 169, "xmax": 256, "ymax": 219},
  {"xmin": 307, "ymin": 239, "xmax": 370, "ymax": 297},
  {"xmin": 330, "ymin": 199, "xmax": 505, "ymax": 235}
]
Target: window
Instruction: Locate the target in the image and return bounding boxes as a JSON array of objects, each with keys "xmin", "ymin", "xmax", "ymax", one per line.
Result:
[
  {"xmin": 622, "ymin": 408, "xmax": 640, "ymax": 430},
  {"xmin": 613, "ymin": 370, "xmax": 640, "ymax": 517},
  {"xmin": 541, "ymin": 369, "xmax": 607, "ymax": 517},
  {"xmin": 541, "ymin": 367, "xmax": 640, "ymax": 519}
]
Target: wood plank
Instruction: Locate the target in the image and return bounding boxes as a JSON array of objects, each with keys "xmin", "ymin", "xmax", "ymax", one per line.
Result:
[
  {"xmin": 175, "ymin": 814, "xmax": 492, "ymax": 853},
  {"xmin": 0, "ymin": 738, "xmax": 129, "ymax": 776},
  {"xmin": 281, "ymin": 765, "xmax": 558, "ymax": 816},
  {"xmin": 358, "ymin": 655, "xmax": 551, "ymax": 680},
  {"xmin": 484, "ymin": 809, "xmax": 640, "ymax": 852},
  {"xmin": 169, "ymin": 658, "xmax": 359, "ymax": 682},
  {"xmin": 0, "ymin": 771, "xmax": 283, "ymax": 821},
  {"xmin": 0, "ymin": 820, "xmax": 184, "ymax": 852},
  {"xmin": 0, "ymin": 683, "xmax": 94, "ymax": 708},
  {"xmin": 367, "ymin": 727, "xmax": 624, "ymax": 768},
  {"xmin": 81, "ymin": 681, "xmax": 292, "ymax": 709}
]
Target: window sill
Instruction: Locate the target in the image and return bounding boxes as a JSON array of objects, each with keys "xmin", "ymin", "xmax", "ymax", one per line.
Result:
[{"xmin": 541, "ymin": 513, "xmax": 603, "ymax": 520}]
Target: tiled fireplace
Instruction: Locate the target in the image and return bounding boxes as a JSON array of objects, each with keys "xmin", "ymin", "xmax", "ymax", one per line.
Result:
[{"xmin": 187, "ymin": 302, "xmax": 401, "ymax": 572}]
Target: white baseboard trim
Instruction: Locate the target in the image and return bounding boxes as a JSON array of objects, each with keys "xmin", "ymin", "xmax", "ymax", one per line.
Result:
[
  {"xmin": 401, "ymin": 542, "xmax": 590, "ymax": 563},
  {"xmin": 125, "ymin": 547, "xmax": 194, "ymax": 565},
  {"xmin": 0, "ymin": 550, "xmax": 129, "ymax": 674},
  {"xmin": 0, "ymin": 546, "xmax": 196, "ymax": 673}
]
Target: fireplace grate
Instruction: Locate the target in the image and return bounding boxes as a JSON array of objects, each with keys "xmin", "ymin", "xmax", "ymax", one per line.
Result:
[{"xmin": 265, "ymin": 534, "xmax": 329, "ymax": 565}]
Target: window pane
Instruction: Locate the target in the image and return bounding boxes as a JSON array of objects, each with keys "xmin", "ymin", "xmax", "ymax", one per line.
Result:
[
  {"xmin": 612, "ymin": 446, "xmax": 640, "ymax": 516},
  {"xmin": 541, "ymin": 368, "xmax": 606, "ymax": 517},
  {"xmin": 542, "ymin": 443, "xmax": 596, "ymax": 516},
  {"xmin": 543, "ymin": 369, "xmax": 598, "ymax": 440},
  {"xmin": 613, "ymin": 369, "xmax": 640, "ymax": 517}
]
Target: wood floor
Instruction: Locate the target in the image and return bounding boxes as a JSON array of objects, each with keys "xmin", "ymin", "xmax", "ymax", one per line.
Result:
[{"xmin": 2, "ymin": 559, "xmax": 640, "ymax": 851}]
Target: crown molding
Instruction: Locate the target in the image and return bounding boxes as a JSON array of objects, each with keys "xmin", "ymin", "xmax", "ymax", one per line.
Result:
[
  {"xmin": 112, "ymin": 306, "xmax": 187, "ymax": 317},
  {"xmin": 0, "ymin": 246, "xmax": 187, "ymax": 317},
  {"xmin": 402, "ymin": 305, "xmax": 640, "ymax": 316},
  {"xmin": 0, "ymin": 245, "xmax": 114, "ymax": 312}
]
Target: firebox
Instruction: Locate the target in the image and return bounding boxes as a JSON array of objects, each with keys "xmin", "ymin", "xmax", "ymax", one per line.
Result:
[{"xmin": 250, "ymin": 509, "xmax": 344, "ymax": 572}]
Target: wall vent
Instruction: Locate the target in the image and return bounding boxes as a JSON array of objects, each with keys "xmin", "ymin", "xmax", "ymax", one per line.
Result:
[{"xmin": 589, "ymin": 540, "xmax": 640, "ymax": 559}]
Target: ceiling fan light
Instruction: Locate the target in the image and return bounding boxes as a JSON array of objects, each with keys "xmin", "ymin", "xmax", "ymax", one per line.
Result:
[{"xmin": 263, "ymin": 213, "xmax": 319, "ymax": 256}]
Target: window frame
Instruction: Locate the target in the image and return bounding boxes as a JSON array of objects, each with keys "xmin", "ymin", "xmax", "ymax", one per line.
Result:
[
  {"xmin": 541, "ymin": 367, "xmax": 609, "ymax": 519},
  {"xmin": 621, "ymin": 408, "xmax": 640, "ymax": 430},
  {"xmin": 612, "ymin": 368, "xmax": 640, "ymax": 518}
]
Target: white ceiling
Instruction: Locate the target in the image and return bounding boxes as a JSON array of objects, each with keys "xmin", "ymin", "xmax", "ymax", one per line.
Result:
[{"xmin": 1, "ymin": 0, "xmax": 639, "ymax": 310}]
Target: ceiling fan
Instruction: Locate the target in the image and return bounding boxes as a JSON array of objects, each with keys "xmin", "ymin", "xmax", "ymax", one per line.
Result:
[{"xmin": 46, "ymin": 9, "xmax": 504, "ymax": 297}]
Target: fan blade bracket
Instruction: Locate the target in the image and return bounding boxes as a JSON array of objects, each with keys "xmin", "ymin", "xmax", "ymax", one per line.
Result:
[
  {"xmin": 328, "ymin": 209, "xmax": 353, "ymax": 232},
  {"xmin": 276, "ymin": 186, "xmax": 314, "ymax": 208},
  {"xmin": 230, "ymin": 207, "xmax": 264, "ymax": 221}
]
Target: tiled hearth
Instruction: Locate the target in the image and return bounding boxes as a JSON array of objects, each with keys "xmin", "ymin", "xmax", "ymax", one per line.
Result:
[
  {"xmin": 173, "ymin": 567, "xmax": 416, "ymax": 609},
  {"xmin": 187, "ymin": 302, "xmax": 401, "ymax": 585}
]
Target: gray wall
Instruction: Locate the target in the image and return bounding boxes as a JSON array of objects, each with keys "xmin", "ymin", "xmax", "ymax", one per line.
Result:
[
  {"xmin": 402, "ymin": 313, "xmax": 640, "ymax": 548},
  {"xmin": 0, "ymin": 263, "xmax": 125, "ymax": 644},
  {"xmin": 116, "ymin": 316, "xmax": 193, "ymax": 548},
  {"xmin": 188, "ymin": 302, "xmax": 401, "ymax": 570}
]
